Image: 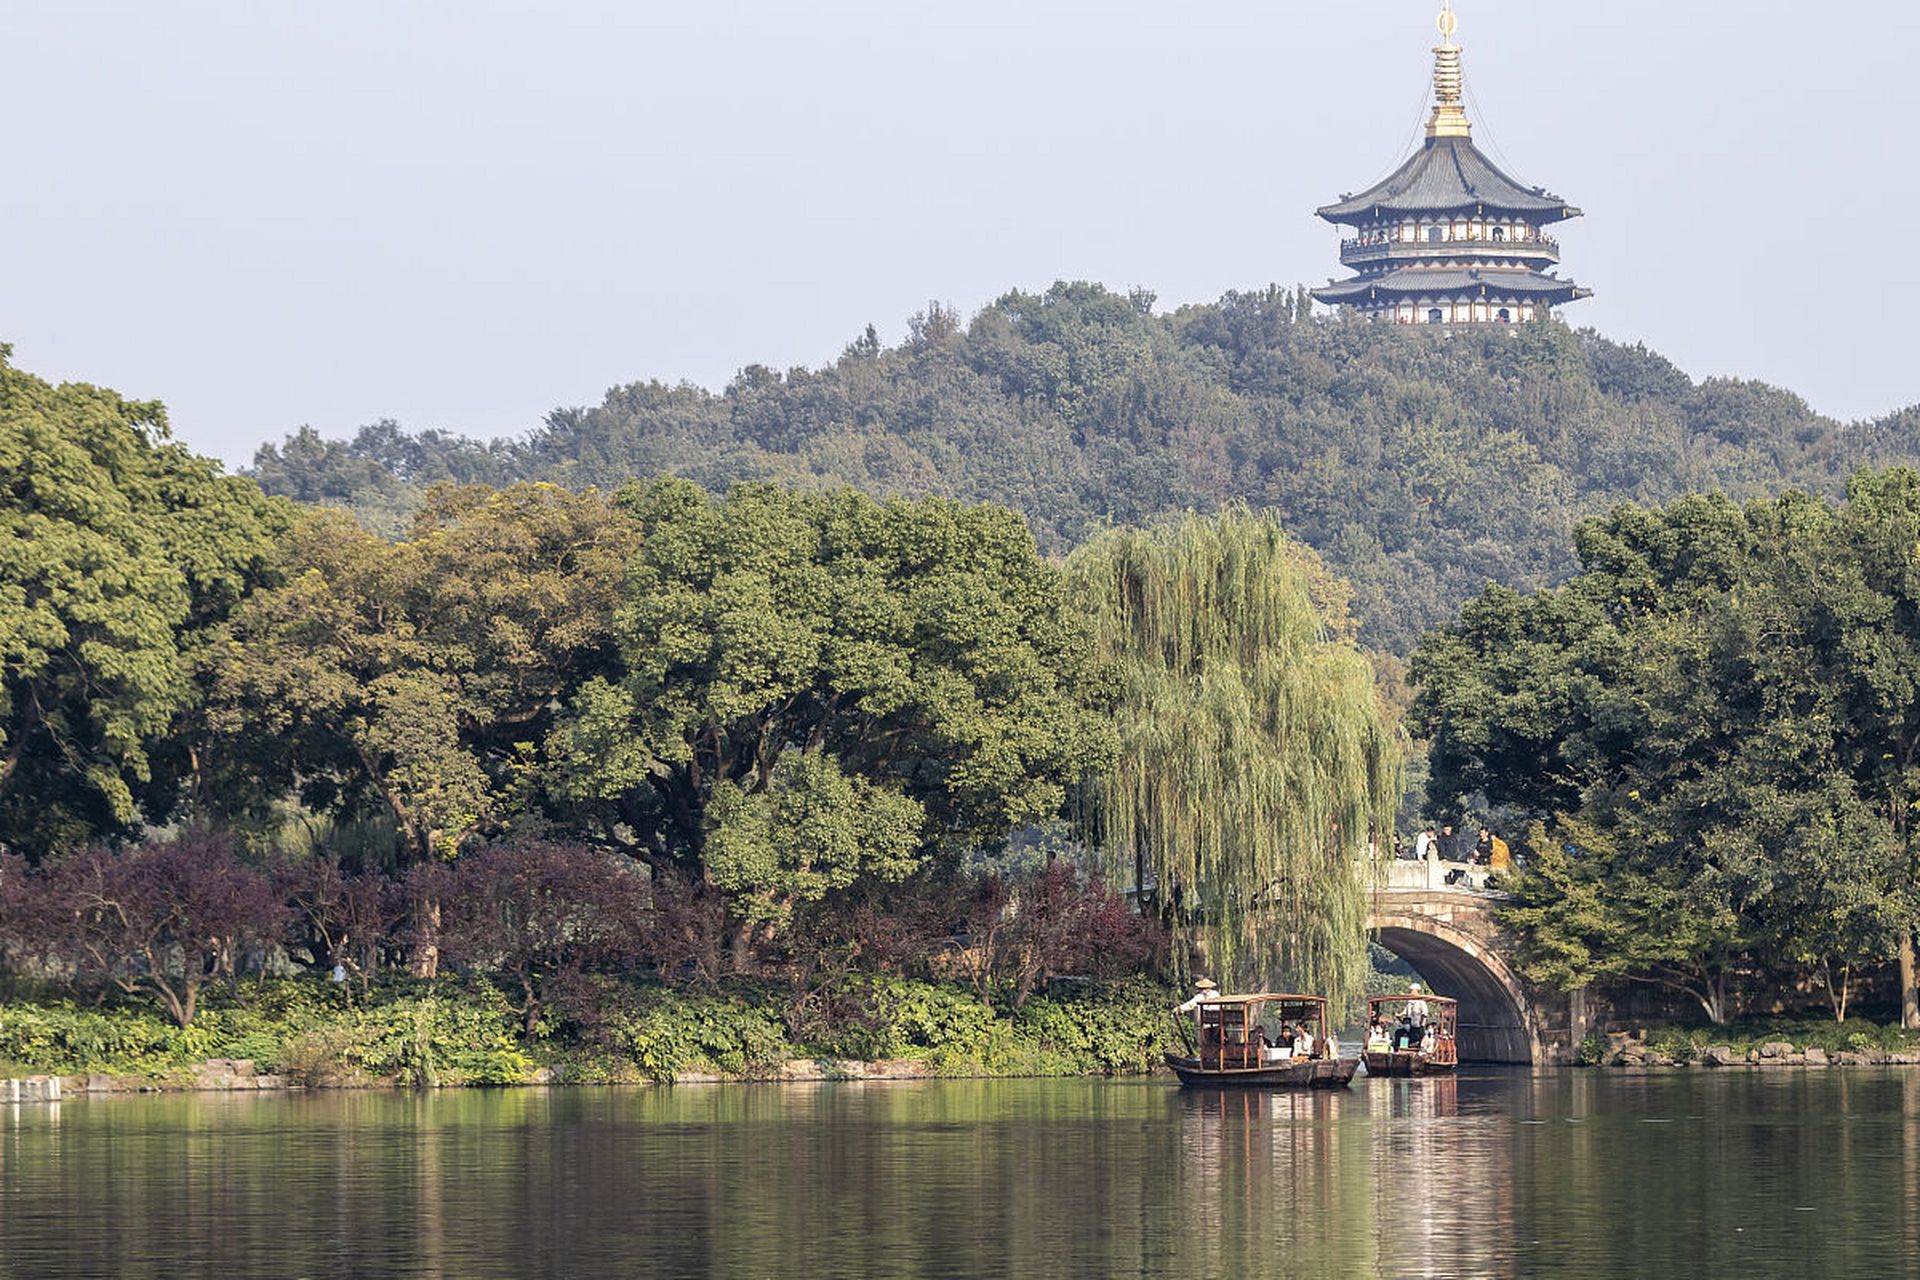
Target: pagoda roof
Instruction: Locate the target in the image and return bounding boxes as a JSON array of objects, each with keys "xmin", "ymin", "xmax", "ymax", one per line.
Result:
[
  {"xmin": 1312, "ymin": 266, "xmax": 1589, "ymax": 305},
  {"xmin": 1317, "ymin": 135, "xmax": 1579, "ymax": 225}
]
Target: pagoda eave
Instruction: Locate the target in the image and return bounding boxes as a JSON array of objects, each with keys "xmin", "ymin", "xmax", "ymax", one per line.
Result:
[
  {"xmin": 1315, "ymin": 200, "xmax": 1580, "ymax": 228},
  {"xmin": 1314, "ymin": 135, "xmax": 1576, "ymax": 225},
  {"xmin": 1312, "ymin": 269, "xmax": 1591, "ymax": 308}
]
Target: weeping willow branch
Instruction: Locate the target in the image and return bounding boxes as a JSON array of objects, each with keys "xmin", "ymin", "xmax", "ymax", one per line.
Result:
[{"xmin": 1069, "ymin": 508, "xmax": 1401, "ymax": 1007}]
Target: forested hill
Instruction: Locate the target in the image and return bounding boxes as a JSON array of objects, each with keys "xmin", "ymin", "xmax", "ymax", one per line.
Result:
[{"xmin": 248, "ymin": 282, "xmax": 1920, "ymax": 652}]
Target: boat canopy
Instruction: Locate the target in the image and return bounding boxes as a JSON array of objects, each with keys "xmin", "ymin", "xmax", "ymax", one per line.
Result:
[{"xmin": 1368, "ymin": 994, "xmax": 1458, "ymax": 1008}]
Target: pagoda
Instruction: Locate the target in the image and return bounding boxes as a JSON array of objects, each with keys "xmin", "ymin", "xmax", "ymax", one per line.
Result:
[{"xmin": 1312, "ymin": 3, "xmax": 1590, "ymax": 325}]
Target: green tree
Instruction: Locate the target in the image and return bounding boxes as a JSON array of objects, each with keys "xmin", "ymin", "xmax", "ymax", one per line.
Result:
[
  {"xmin": 207, "ymin": 483, "xmax": 635, "ymax": 864},
  {"xmin": 704, "ymin": 753, "xmax": 926, "ymax": 932},
  {"xmin": 548, "ymin": 479, "xmax": 1111, "ymax": 963},
  {"xmin": 1066, "ymin": 509, "xmax": 1400, "ymax": 1005},
  {"xmin": 1417, "ymin": 482, "xmax": 1920, "ymax": 1021},
  {"xmin": 0, "ymin": 348, "xmax": 283, "ymax": 856}
]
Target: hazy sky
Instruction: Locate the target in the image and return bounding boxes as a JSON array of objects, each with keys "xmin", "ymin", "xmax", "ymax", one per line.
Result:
[{"xmin": 4, "ymin": 1, "xmax": 1917, "ymax": 466}]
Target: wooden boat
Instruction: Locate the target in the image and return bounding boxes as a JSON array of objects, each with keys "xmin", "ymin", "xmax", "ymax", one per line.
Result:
[
  {"xmin": 1164, "ymin": 992, "xmax": 1359, "ymax": 1089},
  {"xmin": 1361, "ymin": 993, "xmax": 1458, "ymax": 1076}
]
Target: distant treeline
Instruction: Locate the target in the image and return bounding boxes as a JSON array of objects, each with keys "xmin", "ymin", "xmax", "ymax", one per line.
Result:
[{"xmin": 249, "ymin": 283, "xmax": 1920, "ymax": 652}]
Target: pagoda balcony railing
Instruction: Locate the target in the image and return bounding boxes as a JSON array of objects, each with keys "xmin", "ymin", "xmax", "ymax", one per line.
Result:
[{"xmin": 1340, "ymin": 233, "xmax": 1559, "ymax": 261}]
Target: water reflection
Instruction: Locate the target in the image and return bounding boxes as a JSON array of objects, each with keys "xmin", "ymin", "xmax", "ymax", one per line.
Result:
[{"xmin": 7, "ymin": 1072, "xmax": 1920, "ymax": 1278}]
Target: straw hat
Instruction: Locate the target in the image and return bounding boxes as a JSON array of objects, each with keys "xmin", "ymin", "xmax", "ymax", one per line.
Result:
[{"xmin": 1195, "ymin": 978, "xmax": 1218, "ymax": 990}]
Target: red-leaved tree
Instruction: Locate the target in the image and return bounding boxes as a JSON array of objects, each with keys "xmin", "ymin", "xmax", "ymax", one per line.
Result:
[
  {"xmin": 439, "ymin": 841, "xmax": 653, "ymax": 1035},
  {"xmin": 278, "ymin": 859, "xmax": 397, "ymax": 996},
  {"xmin": 37, "ymin": 836, "xmax": 288, "ymax": 1027},
  {"xmin": 962, "ymin": 862, "xmax": 1164, "ymax": 1007}
]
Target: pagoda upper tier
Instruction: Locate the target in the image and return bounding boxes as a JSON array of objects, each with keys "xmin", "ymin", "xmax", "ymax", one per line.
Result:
[{"xmin": 1312, "ymin": 3, "xmax": 1590, "ymax": 326}]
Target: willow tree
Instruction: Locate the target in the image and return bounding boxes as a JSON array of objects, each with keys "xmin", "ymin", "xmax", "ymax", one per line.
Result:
[{"xmin": 1068, "ymin": 509, "xmax": 1399, "ymax": 1005}]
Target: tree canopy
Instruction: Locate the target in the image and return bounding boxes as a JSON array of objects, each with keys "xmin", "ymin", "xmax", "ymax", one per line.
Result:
[
  {"xmin": 550, "ymin": 479, "xmax": 1114, "ymax": 947},
  {"xmin": 0, "ymin": 347, "xmax": 284, "ymax": 856},
  {"xmin": 206, "ymin": 482, "xmax": 636, "ymax": 863}
]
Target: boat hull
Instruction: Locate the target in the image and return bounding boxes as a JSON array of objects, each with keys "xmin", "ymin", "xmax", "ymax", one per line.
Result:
[
  {"xmin": 1163, "ymin": 1052, "xmax": 1359, "ymax": 1089},
  {"xmin": 1362, "ymin": 1050, "xmax": 1456, "ymax": 1077}
]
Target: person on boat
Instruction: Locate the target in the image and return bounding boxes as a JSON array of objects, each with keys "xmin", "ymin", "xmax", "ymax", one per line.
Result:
[
  {"xmin": 1406, "ymin": 983, "xmax": 1431, "ymax": 1027},
  {"xmin": 1367, "ymin": 1015, "xmax": 1391, "ymax": 1051},
  {"xmin": 1292, "ymin": 1023, "xmax": 1315, "ymax": 1059},
  {"xmin": 1175, "ymin": 978, "xmax": 1218, "ymax": 1014}
]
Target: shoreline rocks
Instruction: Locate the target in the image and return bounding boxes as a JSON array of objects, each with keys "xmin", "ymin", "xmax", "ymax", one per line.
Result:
[{"xmin": 1600, "ymin": 1039, "xmax": 1920, "ymax": 1069}]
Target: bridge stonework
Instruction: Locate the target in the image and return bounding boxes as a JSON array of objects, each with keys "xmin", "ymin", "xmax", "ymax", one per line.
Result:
[{"xmin": 1367, "ymin": 887, "xmax": 1585, "ymax": 1066}]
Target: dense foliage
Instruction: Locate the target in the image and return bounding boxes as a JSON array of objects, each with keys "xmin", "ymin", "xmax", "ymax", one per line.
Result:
[
  {"xmin": 206, "ymin": 484, "xmax": 637, "ymax": 864},
  {"xmin": 0, "ymin": 348, "xmax": 284, "ymax": 856},
  {"xmin": 250, "ymin": 285, "xmax": 1920, "ymax": 652},
  {"xmin": 0, "ymin": 975, "xmax": 1178, "ymax": 1085},
  {"xmin": 549, "ymin": 478, "xmax": 1114, "ymax": 964},
  {"xmin": 1413, "ymin": 473, "xmax": 1920, "ymax": 1021}
]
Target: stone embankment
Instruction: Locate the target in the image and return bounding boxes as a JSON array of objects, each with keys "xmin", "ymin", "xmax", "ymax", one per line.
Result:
[
  {"xmin": 3, "ymin": 1055, "xmax": 960, "ymax": 1102},
  {"xmin": 1600, "ymin": 1032, "xmax": 1920, "ymax": 1069},
  {"xmin": 3, "ymin": 1059, "xmax": 289, "ymax": 1101}
]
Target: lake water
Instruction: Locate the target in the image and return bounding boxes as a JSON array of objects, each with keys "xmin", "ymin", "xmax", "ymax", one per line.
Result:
[{"xmin": 4, "ymin": 1069, "xmax": 1918, "ymax": 1278}]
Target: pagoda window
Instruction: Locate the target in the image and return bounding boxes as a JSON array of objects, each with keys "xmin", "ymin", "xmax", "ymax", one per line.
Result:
[
  {"xmin": 1427, "ymin": 307, "xmax": 1444, "ymax": 324},
  {"xmin": 1491, "ymin": 225, "xmax": 1505, "ymax": 242},
  {"xmin": 1426, "ymin": 225, "xmax": 1444, "ymax": 243}
]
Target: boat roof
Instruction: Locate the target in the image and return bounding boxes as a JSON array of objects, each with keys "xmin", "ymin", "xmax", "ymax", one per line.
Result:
[
  {"xmin": 1198, "ymin": 992, "xmax": 1327, "ymax": 1006},
  {"xmin": 1369, "ymin": 994, "xmax": 1457, "ymax": 1006}
]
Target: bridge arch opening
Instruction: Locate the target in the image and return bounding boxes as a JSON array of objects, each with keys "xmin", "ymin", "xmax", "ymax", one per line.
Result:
[{"xmin": 1370, "ymin": 919, "xmax": 1534, "ymax": 1064}]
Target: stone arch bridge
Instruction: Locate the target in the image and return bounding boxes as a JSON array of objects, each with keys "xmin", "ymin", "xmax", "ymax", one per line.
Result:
[{"xmin": 1369, "ymin": 879, "xmax": 1585, "ymax": 1065}]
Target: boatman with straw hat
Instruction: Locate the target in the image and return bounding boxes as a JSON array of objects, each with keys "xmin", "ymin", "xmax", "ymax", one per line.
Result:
[{"xmin": 1175, "ymin": 977, "xmax": 1219, "ymax": 1013}]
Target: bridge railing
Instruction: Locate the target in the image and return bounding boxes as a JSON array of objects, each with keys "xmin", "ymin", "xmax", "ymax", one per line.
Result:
[{"xmin": 1376, "ymin": 855, "xmax": 1499, "ymax": 893}]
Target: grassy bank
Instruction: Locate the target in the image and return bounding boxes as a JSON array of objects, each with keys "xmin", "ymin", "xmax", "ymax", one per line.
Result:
[{"xmin": 0, "ymin": 975, "xmax": 1179, "ymax": 1087}]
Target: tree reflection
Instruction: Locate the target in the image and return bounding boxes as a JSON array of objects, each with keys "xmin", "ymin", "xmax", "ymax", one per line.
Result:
[{"xmin": 4, "ymin": 1074, "xmax": 1920, "ymax": 1278}]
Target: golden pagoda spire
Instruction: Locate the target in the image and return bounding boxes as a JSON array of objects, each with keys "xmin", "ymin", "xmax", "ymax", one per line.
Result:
[{"xmin": 1426, "ymin": 1, "xmax": 1473, "ymax": 139}]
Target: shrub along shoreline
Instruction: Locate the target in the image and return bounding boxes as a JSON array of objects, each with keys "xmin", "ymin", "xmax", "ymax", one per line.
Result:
[{"xmin": 0, "ymin": 975, "xmax": 1180, "ymax": 1091}]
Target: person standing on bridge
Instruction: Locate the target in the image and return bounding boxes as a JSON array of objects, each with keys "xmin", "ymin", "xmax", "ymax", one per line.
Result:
[{"xmin": 1414, "ymin": 825, "xmax": 1436, "ymax": 863}]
